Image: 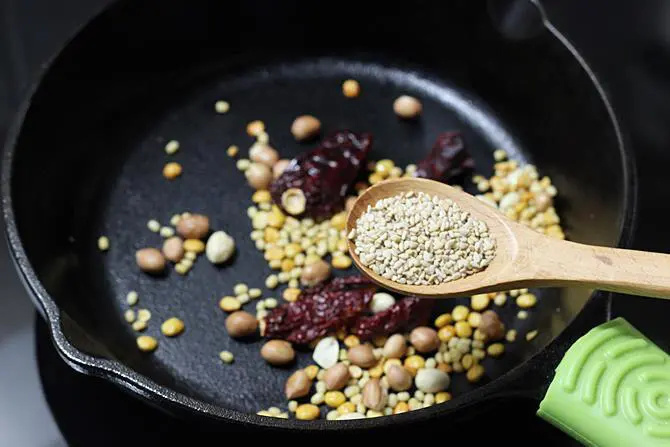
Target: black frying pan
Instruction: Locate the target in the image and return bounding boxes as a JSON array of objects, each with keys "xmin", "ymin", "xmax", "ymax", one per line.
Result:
[{"xmin": 1, "ymin": 0, "xmax": 636, "ymax": 433}]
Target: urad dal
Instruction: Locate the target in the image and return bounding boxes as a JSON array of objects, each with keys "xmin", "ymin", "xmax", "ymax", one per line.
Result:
[{"xmin": 349, "ymin": 191, "xmax": 495, "ymax": 286}]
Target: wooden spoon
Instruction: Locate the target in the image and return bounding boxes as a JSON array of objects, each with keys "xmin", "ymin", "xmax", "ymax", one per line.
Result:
[{"xmin": 346, "ymin": 177, "xmax": 670, "ymax": 299}]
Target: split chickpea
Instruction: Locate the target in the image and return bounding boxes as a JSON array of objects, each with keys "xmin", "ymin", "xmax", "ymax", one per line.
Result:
[{"xmin": 163, "ymin": 162, "xmax": 182, "ymax": 180}]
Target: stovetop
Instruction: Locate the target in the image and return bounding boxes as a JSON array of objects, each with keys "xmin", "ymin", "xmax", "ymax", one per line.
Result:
[{"xmin": 2, "ymin": 0, "xmax": 670, "ymax": 445}]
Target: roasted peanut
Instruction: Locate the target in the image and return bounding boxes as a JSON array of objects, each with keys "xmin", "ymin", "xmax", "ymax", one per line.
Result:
[
  {"xmin": 261, "ymin": 340, "xmax": 295, "ymax": 365},
  {"xmin": 245, "ymin": 162, "xmax": 273, "ymax": 190},
  {"xmin": 136, "ymin": 248, "xmax": 166, "ymax": 273},
  {"xmin": 290, "ymin": 115, "xmax": 321, "ymax": 141},
  {"xmin": 176, "ymin": 214, "xmax": 210, "ymax": 240},
  {"xmin": 409, "ymin": 327, "xmax": 440, "ymax": 353},
  {"xmin": 323, "ymin": 363, "xmax": 350, "ymax": 391},
  {"xmin": 225, "ymin": 311, "xmax": 258, "ymax": 338},
  {"xmin": 393, "ymin": 95, "xmax": 422, "ymax": 119},
  {"xmin": 285, "ymin": 369, "xmax": 312, "ymax": 399},
  {"xmin": 249, "ymin": 143, "xmax": 279, "ymax": 167},
  {"xmin": 162, "ymin": 237, "xmax": 184, "ymax": 262},
  {"xmin": 347, "ymin": 344, "xmax": 376, "ymax": 368},
  {"xmin": 299, "ymin": 259, "xmax": 331, "ymax": 286},
  {"xmin": 386, "ymin": 365, "xmax": 413, "ymax": 392},
  {"xmin": 382, "ymin": 334, "xmax": 407, "ymax": 359}
]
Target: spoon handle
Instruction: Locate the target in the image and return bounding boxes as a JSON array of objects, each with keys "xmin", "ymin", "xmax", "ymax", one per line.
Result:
[{"xmin": 527, "ymin": 237, "xmax": 670, "ymax": 299}]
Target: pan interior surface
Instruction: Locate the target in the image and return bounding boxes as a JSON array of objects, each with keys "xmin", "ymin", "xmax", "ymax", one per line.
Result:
[{"xmin": 5, "ymin": 0, "xmax": 629, "ymax": 418}]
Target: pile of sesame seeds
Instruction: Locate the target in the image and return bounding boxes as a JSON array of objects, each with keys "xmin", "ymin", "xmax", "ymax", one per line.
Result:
[{"xmin": 349, "ymin": 191, "xmax": 496, "ymax": 286}]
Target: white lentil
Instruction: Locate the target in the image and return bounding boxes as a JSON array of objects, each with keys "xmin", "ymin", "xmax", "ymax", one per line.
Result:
[
  {"xmin": 414, "ymin": 390, "xmax": 425, "ymax": 401},
  {"xmin": 249, "ymin": 288, "xmax": 262, "ymax": 299},
  {"xmin": 310, "ymin": 392, "xmax": 325, "ymax": 405},
  {"xmin": 278, "ymin": 272, "xmax": 290, "ymax": 283},
  {"xmin": 350, "ymin": 191, "xmax": 495, "ymax": 286},
  {"xmin": 256, "ymin": 302, "xmax": 266, "ymax": 311},
  {"xmin": 518, "ymin": 310, "xmax": 529, "ymax": 319},
  {"xmin": 494, "ymin": 293, "xmax": 508, "ymax": 306},
  {"xmin": 97, "ymin": 236, "xmax": 110, "ymax": 251},
  {"xmin": 288, "ymin": 279, "xmax": 299, "ymax": 288},
  {"xmin": 344, "ymin": 385, "xmax": 361, "ymax": 398},
  {"xmin": 214, "ymin": 100, "xmax": 230, "ymax": 113},
  {"xmin": 288, "ymin": 400, "xmax": 298, "ymax": 412},
  {"xmin": 526, "ymin": 330, "xmax": 538, "ymax": 341},
  {"xmin": 424, "ymin": 393, "xmax": 435, "ymax": 405},
  {"xmin": 147, "ymin": 220, "xmax": 161, "ymax": 232},
  {"xmin": 185, "ymin": 251, "xmax": 197, "ymax": 261},
  {"xmin": 397, "ymin": 391, "xmax": 410, "ymax": 402},
  {"xmin": 350, "ymin": 394, "xmax": 362, "ymax": 405},
  {"xmin": 326, "ymin": 410, "xmax": 339, "ymax": 420},
  {"xmin": 124, "ymin": 309, "xmax": 136, "ymax": 323},
  {"xmin": 356, "ymin": 403, "xmax": 366, "ymax": 414},
  {"xmin": 219, "ymin": 351, "xmax": 234, "ymax": 363},
  {"xmin": 349, "ymin": 365, "xmax": 363, "ymax": 379},
  {"xmin": 233, "ymin": 284, "xmax": 248, "ymax": 295},
  {"xmin": 236, "ymin": 159, "xmax": 251, "ymax": 171},
  {"xmin": 170, "ymin": 214, "xmax": 181, "ymax": 226},
  {"xmin": 388, "ymin": 393, "xmax": 398, "ymax": 408},
  {"xmin": 164, "ymin": 140, "xmax": 180, "ymax": 154},
  {"xmin": 408, "ymin": 398, "xmax": 421, "ymax": 410},
  {"xmin": 425, "ymin": 358, "xmax": 437, "ymax": 369},
  {"xmin": 316, "ymin": 381, "xmax": 327, "ymax": 394},
  {"xmin": 159, "ymin": 226, "xmax": 175, "ymax": 238},
  {"xmin": 384, "ymin": 408, "xmax": 393, "ymax": 416},
  {"xmin": 265, "ymin": 275, "xmax": 279, "ymax": 289},
  {"xmin": 126, "ymin": 291, "xmax": 139, "ymax": 306},
  {"xmin": 137, "ymin": 309, "xmax": 151, "ymax": 323},
  {"xmin": 237, "ymin": 294, "xmax": 250, "ymax": 305}
]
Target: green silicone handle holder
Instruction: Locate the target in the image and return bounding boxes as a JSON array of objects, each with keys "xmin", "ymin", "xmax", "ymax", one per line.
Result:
[{"xmin": 538, "ymin": 317, "xmax": 670, "ymax": 446}]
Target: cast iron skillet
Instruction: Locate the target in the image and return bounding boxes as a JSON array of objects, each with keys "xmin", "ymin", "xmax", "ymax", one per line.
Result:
[{"xmin": 1, "ymin": 0, "xmax": 636, "ymax": 432}]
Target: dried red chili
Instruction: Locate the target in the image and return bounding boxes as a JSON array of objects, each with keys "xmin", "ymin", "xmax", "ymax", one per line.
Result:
[
  {"xmin": 269, "ymin": 130, "xmax": 372, "ymax": 221},
  {"xmin": 262, "ymin": 275, "xmax": 377, "ymax": 344},
  {"xmin": 262, "ymin": 275, "xmax": 435, "ymax": 344},
  {"xmin": 414, "ymin": 131, "xmax": 474, "ymax": 181},
  {"xmin": 350, "ymin": 296, "xmax": 434, "ymax": 341}
]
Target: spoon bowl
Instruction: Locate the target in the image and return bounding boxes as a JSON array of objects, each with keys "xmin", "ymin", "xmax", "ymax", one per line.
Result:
[{"xmin": 347, "ymin": 177, "xmax": 670, "ymax": 299}]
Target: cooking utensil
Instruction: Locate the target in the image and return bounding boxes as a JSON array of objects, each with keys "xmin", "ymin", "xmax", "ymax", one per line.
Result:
[
  {"xmin": 347, "ymin": 178, "xmax": 670, "ymax": 299},
  {"xmin": 538, "ymin": 317, "xmax": 670, "ymax": 446},
  {"xmin": 1, "ymin": 0, "xmax": 637, "ymax": 432}
]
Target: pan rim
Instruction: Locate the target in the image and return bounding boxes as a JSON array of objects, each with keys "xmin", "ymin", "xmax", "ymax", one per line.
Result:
[{"xmin": 0, "ymin": 0, "xmax": 638, "ymax": 430}]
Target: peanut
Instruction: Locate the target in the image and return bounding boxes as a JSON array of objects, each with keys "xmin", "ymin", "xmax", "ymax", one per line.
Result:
[
  {"xmin": 409, "ymin": 327, "xmax": 440, "ymax": 353},
  {"xmin": 285, "ymin": 369, "xmax": 312, "ymax": 399},
  {"xmin": 323, "ymin": 363, "xmax": 351, "ymax": 391},
  {"xmin": 347, "ymin": 344, "xmax": 376, "ymax": 368},
  {"xmin": 300, "ymin": 259, "xmax": 331, "ymax": 286},
  {"xmin": 393, "ymin": 95, "xmax": 422, "ymax": 119},
  {"xmin": 382, "ymin": 334, "xmax": 407, "ymax": 359},
  {"xmin": 249, "ymin": 143, "xmax": 279, "ymax": 167},
  {"xmin": 362, "ymin": 378, "xmax": 387, "ymax": 411},
  {"xmin": 136, "ymin": 248, "xmax": 166, "ymax": 273},
  {"xmin": 261, "ymin": 340, "xmax": 295, "ymax": 365},
  {"xmin": 162, "ymin": 237, "xmax": 184, "ymax": 262},
  {"xmin": 176, "ymin": 214, "xmax": 210, "ymax": 240},
  {"xmin": 386, "ymin": 365, "xmax": 413, "ymax": 392},
  {"xmin": 225, "ymin": 311, "xmax": 258, "ymax": 338},
  {"xmin": 290, "ymin": 115, "xmax": 321, "ymax": 141},
  {"xmin": 245, "ymin": 162, "xmax": 273, "ymax": 190}
]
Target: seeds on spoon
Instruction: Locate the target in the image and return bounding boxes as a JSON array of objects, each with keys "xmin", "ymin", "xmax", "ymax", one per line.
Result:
[{"xmin": 349, "ymin": 191, "xmax": 495, "ymax": 286}]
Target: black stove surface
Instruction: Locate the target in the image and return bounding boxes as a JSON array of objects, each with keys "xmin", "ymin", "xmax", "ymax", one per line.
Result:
[{"xmin": 3, "ymin": 0, "xmax": 670, "ymax": 445}]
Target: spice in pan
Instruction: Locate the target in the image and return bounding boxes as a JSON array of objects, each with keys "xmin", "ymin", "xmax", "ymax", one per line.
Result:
[
  {"xmin": 97, "ymin": 236, "xmax": 110, "ymax": 251},
  {"xmin": 164, "ymin": 140, "xmax": 180, "ymax": 155},
  {"xmin": 349, "ymin": 191, "xmax": 496, "ymax": 286}
]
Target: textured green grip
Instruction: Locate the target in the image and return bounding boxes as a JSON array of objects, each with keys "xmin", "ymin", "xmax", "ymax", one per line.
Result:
[{"xmin": 538, "ymin": 317, "xmax": 670, "ymax": 446}]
